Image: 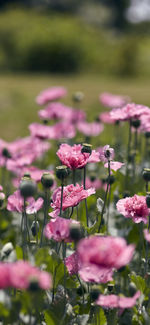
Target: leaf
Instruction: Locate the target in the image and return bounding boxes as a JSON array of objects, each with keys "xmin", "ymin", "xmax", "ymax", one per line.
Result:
[
  {"xmin": 130, "ymin": 274, "xmax": 145, "ymax": 293},
  {"xmin": 44, "ymin": 311, "xmax": 55, "ymax": 325},
  {"xmin": 15, "ymin": 246, "xmax": 23, "ymax": 260},
  {"xmin": 97, "ymin": 308, "xmax": 107, "ymax": 325}
]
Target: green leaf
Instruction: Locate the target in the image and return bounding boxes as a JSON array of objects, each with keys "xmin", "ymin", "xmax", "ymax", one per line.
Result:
[
  {"xmin": 44, "ymin": 311, "xmax": 55, "ymax": 325},
  {"xmin": 97, "ymin": 308, "xmax": 107, "ymax": 325},
  {"xmin": 16, "ymin": 246, "xmax": 23, "ymax": 260},
  {"xmin": 130, "ymin": 274, "xmax": 146, "ymax": 293}
]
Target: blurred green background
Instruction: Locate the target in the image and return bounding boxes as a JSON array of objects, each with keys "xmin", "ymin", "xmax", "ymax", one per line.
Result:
[{"xmin": 0, "ymin": 0, "xmax": 150, "ymax": 140}]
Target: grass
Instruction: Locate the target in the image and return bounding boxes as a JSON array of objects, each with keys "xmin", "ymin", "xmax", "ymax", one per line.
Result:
[{"xmin": 0, "ymin": 73, "xmax": 150, "ymax": 142}]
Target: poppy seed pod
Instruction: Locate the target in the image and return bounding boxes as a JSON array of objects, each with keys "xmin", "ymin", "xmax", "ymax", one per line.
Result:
[
  {"xmin": 69, "ymin": 223, "xmax": 82, "ymax": 242},
  {"xmin": 72, "ymin": 91, "xmax": 84, "ymax": 103},
  {"xmin": 145, "ymin": 132, "xmax": 150, "ymax": 138},
  {"xmin": 129, "ymin": 282, "xmax": 137, "ymax": 296},
  {"xmin": 28, "ymin": 278, "xmax": 40, "ymax": 292},
  {"xmin": 131, "ymin": 119, "xmax": 141, "ymax": 129},
  {"xmin": 2, "ymin": 148, "xmax": 11, "ymax": 159},
  {"xmin": 81, "ymin": 143, "xmax": 92, "ymax": 155},
  {"xmin": 107, "ymin": 283, "xmax": 114, "ymax": 292},
  {"xmin": 23, "ymin": 172, "xmax": 31, "ymax": 179},
  {"xmin": 56, "ymin": 165, "xmax": 68, "ymax": 181},
  {"xmin": 90, "ymin": 289, "xmax": 100, "ymax": 302},
  {"xmin": 19, "ymin": 178, "xmax": 37, "ymax": 198},
  {"xmin": 143, "ymin": 168, "xmax": 150, "ymax": 182},
  {"xmin": 41, "ymin": 172, "xmax": 54, "ymax": 188},
  {"xmin": 31, "ymin": 221, "xmax": 40, "ymax": 237}
]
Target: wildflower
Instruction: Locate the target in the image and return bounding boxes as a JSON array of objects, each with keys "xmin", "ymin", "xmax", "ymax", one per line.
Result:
[
  {"xmin": 99, "ymin": 92, "xmax": 128, "ymax": 108},
  {"xmin": 44, "ymin": 217, "xmax": 80, "ymax": 242},
  {"xmin": 77, "ymin": 121, "xmax": 104, "ymax": 137},
  {"xmin": 36, "ymin": 87, "xmax": 67, "ymax": 105},
  {"xmin": 96, "ymin": 291, "xmax": 140, "ymax": 309},
  {"xmin": 116, "ymin": 195, "xmax": 149, "ymax": 224},
  {"xmin": 7, "ymin": 190, "xmax": 43, "ymax": 214},
  {"xmin": 110, "ymin": 103, "xmax": 150, "ymax": 122}
]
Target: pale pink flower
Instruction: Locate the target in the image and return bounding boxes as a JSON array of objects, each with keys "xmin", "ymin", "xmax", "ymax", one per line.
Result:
[
  {"xmin": 99, "ymin": 92, "xmax": 128, "ymax": 108},
  {"xmin": 0, "ymin": 185, "xmax": 3, "ymax": 191},
  {"xmin": 7, "ymin": 190, "xmax": 44, "ymax": 214},
  {"xmin": 116, "ymin": 195, "xmax": 149, "ymax": 224},
  {"xmin": 44, "ymin": 217, "xmax": 79, "ymax": 242},
  {"xmin": 144, "ymin": 229, "xmax": 150, "ymax": 242},
  {"xmin": 57, "ymin": 144, "xmax": 100, "ymax": 170},
  {"xmin": 51, "ymin": 184, "xmax": 95, "ymax": 211},
  {"xmin": 79, "ymin": 265, "xmax": 113, "ymax": 283},
  {"xmin": 77, "ymin": 235, "xmax": 135, "ymax": 270},
  {"xmin": 82, "ymin": 178, "xmax": 104, "ymax": 190},
  {"xmin": 96, "ymin": 291, "xmax": 140, "ymax": 309},
  {"xmin": 104, "ymin": 161, "xmax": 125, "ymax": 171},
  {"xmin": 65, "ymin": 252, "xmax": 81, "ymax": 275},
  {"xmin": 110, "ymin": 103, "xmax": 150, "ymax": 122},
  {"xmin": 98, "ymin": 145, "xmax": 114, "ymax": 163},
  {"xmin": 99, "ymin": 112, "xmax": 116, "ymax": 124},
  {"xmin": 9, "ymin": 261, "xmax": 52, "ymax": 290},
  {"xmin": 77, "ymin": 121, "xmax": 104, "ymax": 137},
  {"xmin": 29, "ymin": 123, "xmax": 55, "ymax": 140},
  {"xmin": 36, "ymin": 87, "xmax": 67, "ymax": 105},
  {"xmin": 53, "ymin": 121, "xmax": 76, "ymax": 139}
]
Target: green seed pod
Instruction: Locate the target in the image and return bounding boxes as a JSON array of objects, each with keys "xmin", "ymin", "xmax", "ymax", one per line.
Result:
[
  {"xmin": 129, "ymin": 282, "xmax": 137, "ymax": 296},
  {"xmin": 146, "ymin": 194, "xmax": 150, "ymax": 208},
  {"xmin": 19, "ymin": 178, "xmax": 37, "ymax": 198},
  {"xmin": 145, "ymin": 132, "xmax": 150, "ymax": 138},
  {"xmin": 107, "ymin": 283, "xmax": 114, "ymax": 292},
  {"xmin": 28, "ymin": 278, "xmax": 40, "ymax": 292},
  {"xmin": 90, "ymin": 289, "xmax": 100, "ymax": 302},
  {"xmin": 2, "ymin": 148, "xmax": 11, "ymax": 159},
  {"xmin": 143, "ymin": 168, "xmax": 150, "ymax": 182},
  {"xmin": 56, "ymin": 165, "xmax": 68, "ymax": 181},
  {"xmin": 69, "ymin": 223, "xmax": 82, "ymax": 242},
  {"xmin": 131, "ymin": 119, "xmax": 141, "ymax": 129},
  {"xmin": 41, "ymin": 172, "xmax": 54, "ymax": 188},
  {"xmin": 31, "ymin": 221, "xmax": 40, "ymax": 237},
  {"xmin": 72, "ymin": 91, "xmax": 84, "ymax": 103}
]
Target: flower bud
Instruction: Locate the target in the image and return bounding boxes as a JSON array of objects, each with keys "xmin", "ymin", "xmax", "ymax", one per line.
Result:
[
  {"xmin": 145, "ymin": 132, "xmax": 150, "ymax": 138},
  {"xmin": 131, "ymin": 119, "xmax": 141, "ymax": 129},
  {"xmin": 81, "ymin": 143, "xmax": 92, "ymax": 155},
  {"xmin": 19, "ymin": 178, "xmax": 37, "ymax": 198},
  {"xmin": 107, "ymin": 175, "xmax": 115, "ymax": 185},
  {"xmin": 2, "ymin": 148, "xmax": 11, "ymax": 159},
  {"xmin": 90, "ymin": 173, "xmax": 96, "ymax": 182},
  {"xmin": 129, "ymin": 282, "xmax": 137, "ymax": 296},
  {"xmin": 143, "ymin": 168, "xmax": 150, "ymax": 182},
  {"xmin": 23, "ymin": 172, "xmax": 31, "ymax": 179},
  {"xmin": 76, "ymin": 284, "xmax": 87, "ymax": 296},
  {"xmin": 28, "ymin": 278, "xmax": 40, "ymax": 292},
  {"xmin": 90, "ymin": 289, "xmax": 100, "ymax": 302},
  {"xmin": 146, "ymin": 194, "xmax": 150, "ymax": 208},
  {"xmin": 41, "ymin": 172, "xmax": 54, "ymax": 188},
  {"xmin": 56, "ymin": 165, "xmax": 68, "ymax": 181},
  {"xmin": 31, "ymin": 221, "xmax": 40, "ymax": 237},
  {"xmin": 43, "ymin": 119, "xmax": 48, "ymax": 125},
  {"xmin": 69, "ymin": 223, "xmax": 82, "ymax": 242}
]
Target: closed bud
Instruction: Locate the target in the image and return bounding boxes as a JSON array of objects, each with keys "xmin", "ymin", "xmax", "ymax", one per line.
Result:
[
  {"xmin": 107, "ymin": 283, "xmax": 114, "ymax": 292},
  {"xmin": 28, "ymin": 278, "xmax": 40, "ymax": 292},
  {"xmin": 23, "ymin": 172, "xmax": 31, "ymax": 179},
  {"xmin": 143, "ymin": 168, "xmax": 150, "ymax": 182},
  {"xmin": 90, "ymin": 289, "xmax": 100, "ymax": 302},
  {"xmin": 31, "ymin": 221, "xmax": 40, "ymax": 237},
  {"xmin": 56, "ymin": 165, "xmax": 68, "ymax": 181},
  {"xmin": 41, "ymin": 172, "xmax": 54, "ymax": 188},
  {"xmin": 129, "ymin": 282, "xmax": 137, "ymax": 296},
  {"xmin": 69, "ymin": 223, "xmax": 82, "ymax": 242},
  {"xmin": 81, "ymin": 143, "xmax": 92, "ymax": 155},
  {"xmin": 19, "ymin": 178, "xmax": 37, "ymax": 198},
  {"xmin": 76, "ymin": 284, "xmax": 87, "ymax": 296},
  {"xmin": 72, "ymin": 91, "xmax": 84, "ymax": 103}
]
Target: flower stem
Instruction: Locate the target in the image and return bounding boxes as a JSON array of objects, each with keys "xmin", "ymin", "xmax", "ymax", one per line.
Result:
[
  {"xmin": 83, "ymin": 166, "xmax": 89, "ymax": 227},
  {"xmin": 98, "ymin": 160, "xmax": 110, "ymax": 233},
  {"xmin": 40, "ymin": 189, "xmax": 48, "ymax": 247},
  {"xmin": 60, "ymin": 183, "xmax": 64, "ymax": 217}
]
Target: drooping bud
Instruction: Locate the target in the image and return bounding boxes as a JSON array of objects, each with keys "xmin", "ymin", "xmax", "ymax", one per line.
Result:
[
  {"xmin": 31, "ymin": 221, "xmax": 40, "ymax": 237},
  {"xmin": 81, "ymin": 143, "xmax": 92, "ymax": 155},
  {"xmin": 41, "ymin": 172, "xmax": 54, "ymax": 188},
  {"xmin": 19, "ymin": 178, "xmax": 37, "ymax": 198}
]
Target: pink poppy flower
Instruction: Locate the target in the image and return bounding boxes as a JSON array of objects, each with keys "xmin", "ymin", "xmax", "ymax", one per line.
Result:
[
  {"xmin": 57, "ymin": 144, "xmax": 100, "ymax": 170},
  {"xmin": 98, "ymin": 145, "xmax": 114, "ymax": 163},
  {"xmin": 139, "ymin": 113, "xmax": 150, "ymax": 133},
  {"xmin": 44, "ymin": 217, "xmax": 79, "ymax": 242},
  {"xmin": 29, "ymin": 123, "xmax": 55, "ymax": 140},
  {"xmin": 53, "ymin": 121, "xmax": 76, "ymax": 139},
  {"xmin": 36, "ymin": 87, "xmax": 67, "ymax": 105},
  {"xmin": 82, "ymin": 178, "xmax": 104, "ymax": 190},
  {"xmin": 99, "ymin": 111, "xmax": 116, "ymax": 124},
  {"xmin": 77, "ymin": 121, "xmax": 104, "ymax": 137},
  {"xmin": 51, "ymin": 184, "xmax": 95, "ymax": 211},
  {"xmin": 65, "ymin": 252, "xmax": 81, "ymax": 275},
  {"xmin": 79, "ymin": 265, "xmax": 113, "ymax": 283},
  {"xmin": 110, "ymin": 103, "xmax": 150, "ymax": 122},
  {"xmin": 96, "ymin": 291, "xmax": 140, "ymax": 309},
  {"xmin": 116, "ymin": 195, "xmax": 149, "ymax": 224},
  {"xmin": 104, "ymin": 161, "xmax": 125, "ymax": 171},
  {"xmin": 144, "ymin": 229, "xmax": 150, "ymax": 242},
  {"xmin": 0, "ymin": 185, "xmax": 3, "ymax": 191},
  {"xmin": 7, "ymin": 190, "xmax": 44, "ymax": 214},
  {"xmin": 99, "ymin": 92, "xmax": 128, "ymax": 108},
  {"xmin": 0, "ymin": 263, "xmax": 10, "ymax": 289},
  {"xmin": 8, "ymin": 261, "xmax": 52, "ymax": 290},
  {"xmin": 77, "ymin": 235, "xmax": 134, "ymax": 270}
]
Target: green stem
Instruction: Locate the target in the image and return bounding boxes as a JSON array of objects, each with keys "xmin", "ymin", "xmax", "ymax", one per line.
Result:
[
  {"xmin": 83, "ymin": 166, "xmax": 89, "ymax": 227},
  {"xmin": 60, "ymin": 183, "xmax": 64, "ymax": 217},
  {"xmin": 76, "ymin": 274, "xmax": 85, "ymax": 304},
  {"xmin": 40, "ymin": 190, "xmax": 48, "ymax": 247},
  {"xmin": 98, "ymin": 160, "xmax": 110, "ymax": 233}
]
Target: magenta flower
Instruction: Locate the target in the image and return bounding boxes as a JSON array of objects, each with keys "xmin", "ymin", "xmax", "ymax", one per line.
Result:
[
  {"xmin": 57, "ymin": 144, "xmax": 100, "ymax": 170},
  {"xmin": 51, "ymin": 184, "xmax": 95, "ymax": 211},
  {"xmin": 82, "ymin": 178, "xmax": 104, "ymax": 190},
  {"xmin": 99, "ymin": 112, "xmax": 116, "ymax": 124},
  {"xmin": 77, "ymin": 235, "xmax": 134, "ymax": 270},
  {"xmin": 99, "ymin": 92, "xmax": 128, "ymax": 108},
  {"xmin": 7, "ymin": 190, "xmax": 44, "ymax": 214},
  {"xmin": 79, "ymin": 265, "xmax": 113, "ymax": 283},
  {"xmin": 77, "ymin": 121, "xmax": 104, "ymax": 137},
  {"xmin": 116, "ymin": 195, "xmax": 149, "ymax": 224},
  {"xmin": 110, "ymin": 103, "xmax": 150, "ymax": 122},
  {"xmin": 8, "ymin": 261, "xmax": 52, "ymax": 290},
  {"xmin": 44, "ymin": 217, "xmax": 80, "ymax": 242},
  {"xmin": 104, "ymin": 161, "xmax": 125, "ymax": 171},
  {"xmin": 96, "ymin": 291, "xmax": 140, "ymax": 309},
  {"xmin": 65, "ymin": 252, "xmax": 81, "ymax": 275},
  {"xmin": 98, "ymin": 145, "xmax": 114, "ymax": 163},
  {"xmin": 53, "ymin": 121, "xmax": 76, "ymax": 139},
  {"xmin": 144, "ymin": 229, "xmax": 150, "ymax": 242},
  {"xmin": 36, "ymin": 87, "xmax": 67, "ymax": 105},
  {"xmin": 29, "ymin": 123, "xmax": 55, "ymax": 140}
]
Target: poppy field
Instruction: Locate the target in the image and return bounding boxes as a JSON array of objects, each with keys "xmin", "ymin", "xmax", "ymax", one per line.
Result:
[{"xmin": 0, "ymin": 79, "xmax": 150, "ymax": 325}]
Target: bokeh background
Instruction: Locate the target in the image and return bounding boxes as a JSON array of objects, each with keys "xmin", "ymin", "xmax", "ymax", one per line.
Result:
[{"xmin": 1, "ymin": 0, "xmax": 150, "ymax": 141}]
